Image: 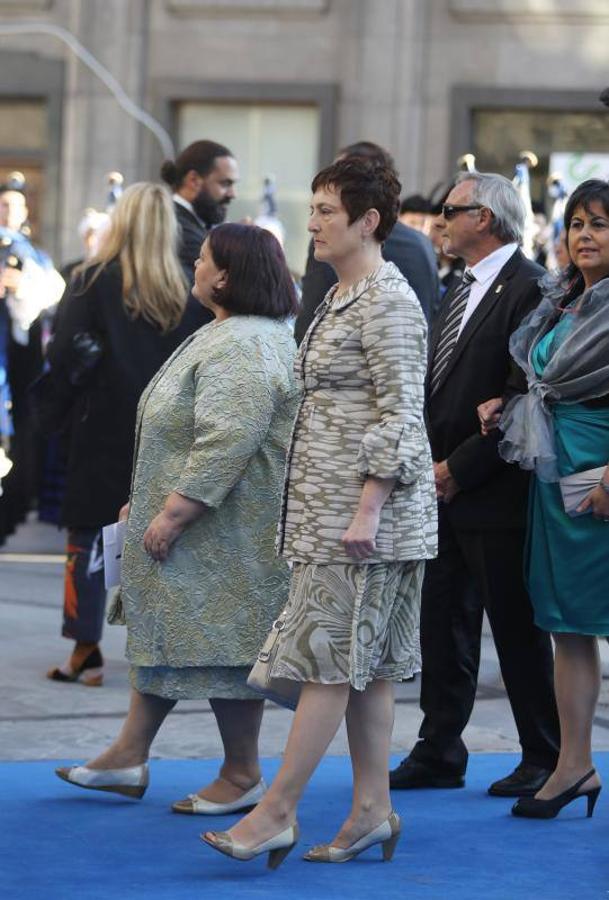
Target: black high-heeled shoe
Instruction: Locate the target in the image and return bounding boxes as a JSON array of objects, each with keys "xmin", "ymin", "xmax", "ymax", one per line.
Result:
[{"xmin": 511, "ymin": 769, "xmax": 601, "ymax": 819}]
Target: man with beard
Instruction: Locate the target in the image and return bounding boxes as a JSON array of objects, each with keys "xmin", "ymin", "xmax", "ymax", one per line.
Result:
[{"xmin": 160, "ymin": 140, "xmax": 239, "ymax": 282}]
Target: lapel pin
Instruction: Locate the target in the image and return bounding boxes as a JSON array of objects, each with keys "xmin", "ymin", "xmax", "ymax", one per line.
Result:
[{"xmin": 495, "ymin": 284, "xmax": 503, "ymax": 294}]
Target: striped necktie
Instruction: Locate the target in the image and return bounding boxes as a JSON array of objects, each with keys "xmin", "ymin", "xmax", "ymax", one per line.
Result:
[{"xmin": 429, "ymin": 270, "xmax": 476, "ymax": 396}]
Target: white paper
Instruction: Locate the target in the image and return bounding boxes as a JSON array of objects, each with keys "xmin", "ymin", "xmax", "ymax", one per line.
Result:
[{"xmin": 102, "ymin": 520, "xmax": 127, "ymax": 589}]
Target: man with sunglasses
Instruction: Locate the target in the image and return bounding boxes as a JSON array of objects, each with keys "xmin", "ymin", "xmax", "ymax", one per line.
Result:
[{"xmin": 390, "ymin": 172, "xmax": 560, "ymax": 798}]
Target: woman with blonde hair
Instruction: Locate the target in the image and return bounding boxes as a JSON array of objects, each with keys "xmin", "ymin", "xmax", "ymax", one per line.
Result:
[{"xmin": 46, "ymin": 182, "xmax": 207, "ymax": 686}]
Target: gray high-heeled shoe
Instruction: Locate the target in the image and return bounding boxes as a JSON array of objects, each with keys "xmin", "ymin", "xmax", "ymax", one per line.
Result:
[
  {"xmin": 201, "ymin": 822, "xmax": 299, "ymax": 869},
  {"xmin": 303, "ymin": 811, "xmax": 401, "ymax": 863}
]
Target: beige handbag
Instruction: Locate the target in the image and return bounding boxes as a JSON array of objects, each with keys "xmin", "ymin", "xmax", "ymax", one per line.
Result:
[
  {"xmin": 247, "ymin": 610, "xmax": 301, "ymax": 710},
  {"xmin": 106, "ymin": 588, "xmax": 126, "ymax": 625}
]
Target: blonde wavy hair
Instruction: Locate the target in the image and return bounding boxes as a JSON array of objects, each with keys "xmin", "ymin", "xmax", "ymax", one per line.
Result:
[{"xmin": 78, "ymin": 182, "xmax": 188, "ymax": 333}]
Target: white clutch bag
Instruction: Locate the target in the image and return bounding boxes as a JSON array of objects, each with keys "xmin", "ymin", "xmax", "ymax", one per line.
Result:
[{"xmin": 558, "ymin": 466, "xmax": 607, "ymax": 517}]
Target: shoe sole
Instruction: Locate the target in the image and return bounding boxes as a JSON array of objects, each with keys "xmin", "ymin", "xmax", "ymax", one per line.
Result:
[
  {"xmin": 172, "ymin": 802, "xmax": 258, "ymax": 815},
  {"xmin": 46, "ymin": 670, "xmax": 104, "ymax": 687}
]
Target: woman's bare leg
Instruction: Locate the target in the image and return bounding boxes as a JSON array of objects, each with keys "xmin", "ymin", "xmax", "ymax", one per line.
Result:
[
  {"xmin": 324, "ymin": 679, "xmax": 394, "ymax": 848},
  {"xmin": 536, "ymin": 632, "xmax": 601, "ymax": 799},
  {"xmin": 194, "ymin": 698, "xmax": 265, "ymax": 803},
  {"xmin": 205, "ymin": 682, "xmax": 350, "ymax": 848},
  {"xmin": 85, "ymin": 689, "xmax": 176, "ymax": 769}
]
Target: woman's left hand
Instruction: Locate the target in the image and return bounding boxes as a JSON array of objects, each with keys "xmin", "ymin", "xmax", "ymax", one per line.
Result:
[
  {"xmin": 576, "ymin": 483, "xmax": 609, "ymax": 521},
  {"xmin": 341, "ymin": 511, "xmax": 380, "ymax": 560},
  {"xmin": 143, "ymin": 512, "xmax": 185, "ymax": 561}
]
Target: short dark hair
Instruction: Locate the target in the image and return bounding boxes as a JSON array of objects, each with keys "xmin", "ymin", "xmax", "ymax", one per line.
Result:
[
  {"xmin": 207, "ymin": 223, "xmax": 298, "ymax": 319},
  {"xmin": 160, "ymin": 140, "xmax": 233, "ymax": 189},
  {"xmin": 337, "ymin": 140, "xmax": 395, "ymax": 170},
  {"xmin": 400, "ymin": 193, "xmax": 431, "ymax": 215},
  {"xmin": 311, "ymin": 157, "xmax": 401, "ymax": 243},
  {"xmin": 561, "ymin": 178, "xmax": 609, "ymax": 298}
]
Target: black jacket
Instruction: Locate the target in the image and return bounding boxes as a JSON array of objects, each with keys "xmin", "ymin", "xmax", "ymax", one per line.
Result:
[
  {"xmin": 426, "ymin": 248, "xmax": 544, "ymax": 530},
  {"xmin": 174, "ymin": 201, "xmax": 207, "ymax": 280},
  {"xmin": 173, "ymin": 200, "xmax": 213, "ymax": 329},
  {"xmin": 46, "ymin": 261, "xmax": 208, "ymax": 528},
  {"xmin": 294, "ymin": 222, "xmax": 439, "ymax": 344}
]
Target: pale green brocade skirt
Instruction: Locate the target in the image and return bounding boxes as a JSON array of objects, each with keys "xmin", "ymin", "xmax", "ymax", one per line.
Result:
[{"xmin": 130, "ymin": 665, "xmax": 259, "ymax": 700}]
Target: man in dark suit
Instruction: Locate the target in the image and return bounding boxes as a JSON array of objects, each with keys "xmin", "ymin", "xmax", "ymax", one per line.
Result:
[
  {"xmin": 160, "ymin": 140, "xmax": 239, "ymax": 280},
  {"xmin": 160, "ymin": 140, "xmax": 239, "ymax": 328},
  {"xmin": 294, "ymin": 142, "xmax": 439, "ymax": 343},
  {"xmin": 390, "ymin": 172, "xmax": 560, "ymax": 797}
]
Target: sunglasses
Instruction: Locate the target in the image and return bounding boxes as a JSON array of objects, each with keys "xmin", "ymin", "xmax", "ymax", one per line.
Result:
[{"xmin": 442, "ymin": 203, "xmax": 485, "ymax": 221}]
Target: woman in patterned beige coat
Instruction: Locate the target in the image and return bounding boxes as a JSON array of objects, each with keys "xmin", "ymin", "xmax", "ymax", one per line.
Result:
[
  {"xmin": 204, "ymin": 157, "xmax": 437, "ymax": 867},
  {"xmin": 55, "ymin": 224, "xmax": 299, "ymax": 814}
]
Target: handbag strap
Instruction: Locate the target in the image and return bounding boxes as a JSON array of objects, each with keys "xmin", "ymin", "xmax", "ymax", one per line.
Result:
[{"xmin": 256, "ymin": 610, "xmax": 287, "ymax": 662}]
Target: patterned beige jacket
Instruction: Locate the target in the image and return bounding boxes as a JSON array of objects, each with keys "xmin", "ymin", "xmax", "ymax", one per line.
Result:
[{"xmin": 277, "ymin": 261, "xmax": 437, "ymax": 564}]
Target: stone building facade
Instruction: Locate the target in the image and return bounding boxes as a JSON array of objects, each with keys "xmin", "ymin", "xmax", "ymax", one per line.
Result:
[{"xmin": 0, "ymin": 0, "xmax": 608, "ymax": 270}]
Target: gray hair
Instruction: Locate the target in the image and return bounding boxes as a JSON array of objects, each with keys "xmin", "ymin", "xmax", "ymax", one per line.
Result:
[{"xmin": 456, "ymin": 172, "xmax": 525, "ymax": 245}]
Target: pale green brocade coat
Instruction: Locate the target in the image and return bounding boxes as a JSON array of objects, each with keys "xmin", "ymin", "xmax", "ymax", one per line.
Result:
[{"xmin": 121, "ymin": 315, "xmax": 298, "ymax": 670}]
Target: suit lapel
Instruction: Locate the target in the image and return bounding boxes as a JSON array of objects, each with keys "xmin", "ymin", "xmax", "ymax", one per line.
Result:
[{"xmin": 429, "ymin": 249, "xmax": 524, "ymax": 395}]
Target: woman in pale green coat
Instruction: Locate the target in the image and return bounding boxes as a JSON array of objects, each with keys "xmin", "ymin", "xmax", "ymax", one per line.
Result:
[{"xmin": 55, "ymin": 224, "xmax": 299, "ymax": 813}]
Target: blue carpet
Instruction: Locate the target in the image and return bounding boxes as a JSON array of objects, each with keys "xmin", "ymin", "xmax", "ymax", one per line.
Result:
[{"xmin": 1, "ymin": 753, "xmax": 607, "ymax": 899}]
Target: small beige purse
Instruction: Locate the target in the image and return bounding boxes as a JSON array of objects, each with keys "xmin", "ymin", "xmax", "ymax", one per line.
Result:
[
  {"xmin": 106, "ymin": 588, "xmax": 126, "ymax": 625},
  {"xmin": 247, "ymin": 610, "xmax": 301, "ymax": 710}
]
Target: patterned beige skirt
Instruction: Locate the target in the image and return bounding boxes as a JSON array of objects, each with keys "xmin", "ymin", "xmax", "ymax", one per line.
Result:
[{"xmin": 270, "ymin": 560, "xmax": 425, "ymax": 692}]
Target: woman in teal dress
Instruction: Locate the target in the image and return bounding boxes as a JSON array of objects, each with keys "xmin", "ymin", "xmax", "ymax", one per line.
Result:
[
  {"xmin": 526, "ymin": 317, "xmax": 609, "ymax": 636},
  {"xmin": 479, "ymin": 178, "xmax": 609, "ymax": 819}
]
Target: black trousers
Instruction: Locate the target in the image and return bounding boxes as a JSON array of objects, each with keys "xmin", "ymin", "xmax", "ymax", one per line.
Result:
[{"xmin": 409, "ymin": 509, "xmax": 560, "ymax": 775}]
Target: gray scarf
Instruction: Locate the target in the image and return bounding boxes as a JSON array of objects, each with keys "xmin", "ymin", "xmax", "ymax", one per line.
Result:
[{"xmin": 498, "ymin": 274, "xmax": 609, "ymax": 482}]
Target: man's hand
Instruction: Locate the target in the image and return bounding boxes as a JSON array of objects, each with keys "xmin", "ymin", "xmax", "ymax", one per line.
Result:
[
  {"xmin": 477, "ymin": 397, "xmax": 503, "ymax": 436},
  {"xmin": 434, "ymin": 460, "xmax": 460, "ymax": 503},
  {"xmin": 118, "ymin": 502, "xmax": 130, "ymax": 523}
]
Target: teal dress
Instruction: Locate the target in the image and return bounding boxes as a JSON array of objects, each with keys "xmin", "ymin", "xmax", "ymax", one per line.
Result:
[{"xmin": 526, "ymin": 312, "xmax": 609, "ymax": 635}]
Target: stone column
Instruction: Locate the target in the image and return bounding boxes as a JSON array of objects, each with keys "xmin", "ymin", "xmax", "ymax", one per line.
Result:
[
  {"xmin": 59, "ymin": 0, "xmax": 151, "ymax": 262},
  {"xmin": 337, "ymin": 0, "xmax": 430, "ymax": 193}
]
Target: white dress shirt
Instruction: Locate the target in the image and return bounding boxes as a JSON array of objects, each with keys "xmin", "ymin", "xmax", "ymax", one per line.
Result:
[{"xmin": 457, "ymin": 242, "xmax": 518, "ymax": 337}]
